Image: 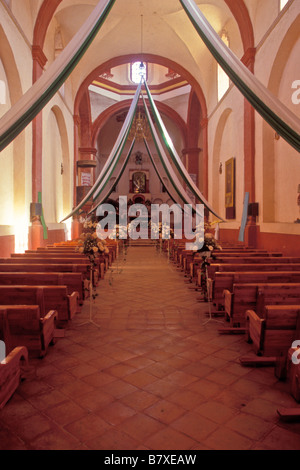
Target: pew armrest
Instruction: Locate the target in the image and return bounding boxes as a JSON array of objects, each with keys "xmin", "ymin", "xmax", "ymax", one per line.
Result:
[
  {"xmin": 67, "ymin": 291, "xmax": 80, "ymax": 319},
  {"xmin": 0, "ymin": 346, "xmax": 29, "ymax": 409},
  {"xmin": 223, "ymin": 289, "xmax": 233, "ymax": 320},
  {"xmin": 40, "ymin": 310, "xmax": 58, "ymax": 353},
  {"xmin": 246, "ymin": 310, "xmax": 264, "ymax": 354}
]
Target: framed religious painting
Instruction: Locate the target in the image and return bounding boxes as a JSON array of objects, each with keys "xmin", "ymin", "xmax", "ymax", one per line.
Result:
[{"xmin": 225, "ymin": 157, "xmax": 235, "ymax": 219}]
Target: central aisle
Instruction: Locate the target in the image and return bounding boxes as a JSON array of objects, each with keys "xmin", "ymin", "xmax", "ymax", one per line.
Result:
[
  {"xmin": 1, "ymin": 245, "xmax": 299, "ymax": 450},
  {"xmin": 83, "ymin": 245, "xmax": 202, "ymax": 331}
]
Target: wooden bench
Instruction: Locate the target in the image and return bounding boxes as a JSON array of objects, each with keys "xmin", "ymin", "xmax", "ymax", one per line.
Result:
[
  {"xmin": 207, "ymin": 263, "xmax": 300, "ymax": 280},
  {"xmin": 10, "ymin": 253, "xmax": 104, "ymax": 279},
  {"xmin": 0, "ymin": 272, "xmax": 85, "ymax": 305},
  {"xmin": 0, "ymin": 305, "xmax": 58, "ymax": 358},
  {"xmin": 0, "ymin": 262, "xmax": 97, "ymax": 285},
  {"xmin": 245, "ymin": 305, "xmax": 300, "ymax": 357},
  {"xmin": 212, "ymin": 252, "xmax": 283, "ymax": 258},
  {"xmin": 212, "ymin": 272, "xmax": 300, "ymax": 309},
  {"xmin": 0, "ymin": 285, "xmax": 78, "ymax": 325},
  {"xmin": 223, "ymin": 283, "xmax": 300, "ymax": 328},
  {"xmin": 209, "ymin": 256, "xmax": 300, "ymax": 265},
  {"xmin": 0, "ymin": 345, "xmax": 29, "ymax": 409}
]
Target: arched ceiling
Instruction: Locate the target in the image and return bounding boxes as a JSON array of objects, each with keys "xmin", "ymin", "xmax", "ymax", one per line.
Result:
[{"xmin": 34, "ymin": 0, "xmax": 253, "ymax": 110}]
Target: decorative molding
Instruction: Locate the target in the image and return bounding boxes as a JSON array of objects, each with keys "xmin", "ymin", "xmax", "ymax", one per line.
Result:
[{"xmin": 32, "ymin": 45, "xmax": 48, "ymax": 69}]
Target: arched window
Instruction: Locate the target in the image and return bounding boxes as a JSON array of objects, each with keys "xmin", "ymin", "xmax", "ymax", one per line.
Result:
[
  {"xmin": 0, "ymin": 80, "xmax": 6, "ymax": 105},
  {"xmin": 280, "ymin": 0, "xmax": 289, "ymax": 10},
  {"xmin": 217, "ymin": 31, "xmax": 230, "ymax": 102},
  {"xmin": 130, "ymin": 61, "xmax": 147, "ymax": 84}
]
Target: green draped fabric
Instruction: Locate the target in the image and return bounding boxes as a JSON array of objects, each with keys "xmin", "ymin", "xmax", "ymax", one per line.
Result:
[
  {"xmin": 143, "ymin": 82, "xmax": 224, "ymax": 220},
  {"xmin": 60, "ymin": 81, "xmax": 142, "ymax": 222},
  {"xmin": 0, "ymin": 0, "xmax": 116, "ymax": 152},
  {"xmin": 180, "ymin": 0, "xmax": 300, "ymax": 153},
  {"xmin": 88, "ymin": 138, "xmax": 136, "ymax": 215}
]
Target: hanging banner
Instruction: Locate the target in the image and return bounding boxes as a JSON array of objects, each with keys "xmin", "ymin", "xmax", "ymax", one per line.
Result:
[
  {"xmin": 143, "ymin": 139, "xmax": 177, "ymax": 205},
  {"xmin": 0, "ymin": 0, "xmax": 116, "ymax": 152},
  {"xmin": 143, "ymin": 81, "xmax": 224, "ymax": 220},
  {"xmin": 88, "ymin": 138, "xmax": 136, "ymax": 215},
  {"xmin": 180, "ymin": 0, "xmax": 300, "ymax": 152},
  {"xmin": 60, "ymin": 81, "xmax": 142, "ymax": 222},
  {"xmin": 142, "ymin": 93, "xmax": 203, "ymax": 219}
]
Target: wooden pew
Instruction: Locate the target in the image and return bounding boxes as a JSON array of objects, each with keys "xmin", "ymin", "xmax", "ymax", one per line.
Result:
[
  {"xmin": 0, "ymin": 263, "xmax": 98, "ymax": 288},
  {"xmin": 0, "ymin": 272, "xmax": 85, "ymax": 304},
  {"xmin": 212, "ymin": 271, "xmax": 300, "ymax": 309},
  {"xmin": 245, "ymin": 305, "xmax": 300, "ymax": 357},
  {"xmin": 208, "ymin": 256, "xmax": 300, "ymax": 264},
  {"xmin": 0, "ymin": 285, "xmax": 78, "ymax": 325},
  {"xmin": 223, "ymin": 283, "xmax": 300, "ymax": 328},
  {"xmin": 0, "ymin": 305, "xmax": 58, "ymax": 358},
  {"xmin": 207, "ymin": 263, "xmax": 300, "ymax": 280},
  {"xmin": 0, "ymin": 345, "xmax": 29, "ymax": 409},
  {"xmin": 212, "ymin": 252, "xmax": 283, "ymax": 258},
  {"xmin": 10, "ymin": 253, "xmax": 104, "ymax": 279}
]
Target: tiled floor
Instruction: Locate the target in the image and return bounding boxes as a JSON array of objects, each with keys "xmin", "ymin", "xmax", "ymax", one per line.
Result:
[{"xmin": 1, "ymin": 245, "xmax": 300, "ymax": 450}]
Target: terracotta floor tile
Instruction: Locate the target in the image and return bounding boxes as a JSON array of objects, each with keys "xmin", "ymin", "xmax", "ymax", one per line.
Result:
[
  {"xmin": 101, "ymin": 378, "xmax": 139, "ymax": 398},
  {"xmin": 144, "ymin": 399, "xmax": 186, "ymax": 424},
  {"xmin": 12, "ymin": 413, "xmax": 54, "ymax": 442},
  {"xmin": 43, "ymin": 400, "xmax": 87, "ymax": 426},
  {"xmin": 194, "ymin": 400, "xmax": 238, "ymax": 424},
  {"xmin": 2, "ymin": 246, "xmax": 300, "ymax": 450},
  {"xmin": 203, "ymin": 427, "xmax": 253, "ymax": 450},
  {"xmin": 144, "ymin": 427, "xmax": 198, "ymax": 450},
  {"xmin": 119, "ymin": 413, "xmax": 166, "ymax": 442},
  {"xmin": 171, "ymin": 411, "xmax": 218, "ymax": 442},
  {"xmin": 164, "ymin": 370, "xmax": 198, "ymax": 387},
  {"xmin": 86, "ymin": 428, "xmax": 140, "ymax": 450},
  {"xmin": 144, "ymin": 378, "xmax": 178, "ymax": 399},
  {"xmin": 226, "ymin": 413, "xmax": 275, "ymax": 440},
  {"xmin": 64, "ymin": 414, "xmax": 111, "ymax": 442},
  {"xmin": 167, "ymin": 389, "xmax": 206, "ymax": 410},
  {"xmin": 123, "ymin": 370, "xmax": 158, "ymax": 387},
  {"xmin": 120, "ymin": 390, "xmax": 160, "ymax": 411},
  {"xmin": 96, "ymin": 401, "xmax": 137, "ymax": 425}
]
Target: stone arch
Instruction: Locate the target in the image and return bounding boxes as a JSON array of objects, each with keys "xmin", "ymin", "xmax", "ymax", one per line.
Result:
[
  {"xmin": 50, "ymin": 105, "xmax": 71, "ymax": 217},
  {"xmin": 0, "ymin": 25, "xmax": 25, "ymax": 226},
  {"xmin": 262, "ymin": 14, "xmax": 300, "ymax": 223}
]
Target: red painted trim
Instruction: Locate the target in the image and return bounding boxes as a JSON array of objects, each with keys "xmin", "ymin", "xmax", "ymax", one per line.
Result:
[
  {"xmin": 92, "ymin": 75, "xmax": 188, "ymax": 95},
  {"xmin": 33, "ymin": 0, "xmax": 63, "ymax": 49},
  {"xmin": 74, "ymin": 54, "xmax": 207, "ymax": 117},
  {"xmin": 224, "ymin": 0, "xmax": 254, "ymax": 53}
]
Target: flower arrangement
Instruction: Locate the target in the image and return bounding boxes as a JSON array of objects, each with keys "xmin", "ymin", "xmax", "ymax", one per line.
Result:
[
  {"xmin": 76, "ymin": 218, "xmax": 109, "ymax": 265},
  {"xmin": 192, "ymin": 221, "xmax": 222, "ymax": 253}
]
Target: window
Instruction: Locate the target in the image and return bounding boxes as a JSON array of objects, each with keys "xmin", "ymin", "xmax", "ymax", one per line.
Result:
[
  {"xmin": 217, "ymin": 31, "xmax": 230, "ymax": 101},
  {"xmin": 131, "ymin": 61, "xmax": 147, "ymax": 84},
  {"xmin": 0, "ymin": 80, "xmax": 6, "ymax": 105},
  {"xmin": 280, "ymin": 0, "xmax": 289, "ymax": 10}
]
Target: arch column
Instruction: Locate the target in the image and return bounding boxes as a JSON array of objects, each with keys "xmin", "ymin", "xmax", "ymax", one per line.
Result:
[
  {"xmin": 28, "ymin": 46, "xmax": 48, "ymax": 250},
  {"xmin": 242, "ymin": 47, "xmax": 258, "ymax": 247},
  {"xmin": 31, "ymin": 45, "xmax": 47, "ymax": 203},
  {"xmin": 200, "ymin": 117, "xmax": 208, "ymax": 199}
]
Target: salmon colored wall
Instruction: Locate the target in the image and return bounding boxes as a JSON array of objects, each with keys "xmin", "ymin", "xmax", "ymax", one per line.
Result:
[
  {"xmin": 39, "ymin": 229, "xmax": 66, "ymax": 248},
  {"xmin": 0, "ymin": 235, "xmax": 15, "ymax": 257},
  {"xmin": 220, "ymin": 228, "xmax": 300, "ymax": 257}
]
